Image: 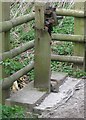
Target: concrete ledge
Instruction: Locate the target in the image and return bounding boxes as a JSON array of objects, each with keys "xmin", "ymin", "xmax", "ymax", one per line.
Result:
[
  {"xmin": 5, "ymin": 72, "xmax": 68, "ymax": 112},
  {"xmin": 50, "ymin": 72, "xmax": 67, "ymax": 92},
  {"xmin": 5, "ymin": 81, "xmax": 48, "ymax": 111},
  {"xmin": 34, "ymin": 77, "xmax": 82, "ymax": 114}
]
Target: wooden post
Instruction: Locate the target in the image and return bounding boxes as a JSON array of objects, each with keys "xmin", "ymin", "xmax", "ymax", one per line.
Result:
[
  {"xmin": 74, "ymin": 2, "xmax": 86, "ymax": 69},
  {"xmin": 34, "ymin": 2, "xmax": 51, "ymax": 92},
  {"xmin": 84, "ymin": 2, "xmax": 86, "ymax": 71},
  {"xmin": 0, "ymin": 2, "xmax": 10, "ymax": 104},
  {"xmin": 84, "ymin": 41, "xmax": 86, "ymax": 71}
]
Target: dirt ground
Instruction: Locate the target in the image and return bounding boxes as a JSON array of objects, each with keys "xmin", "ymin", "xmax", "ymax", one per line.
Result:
[{"xmin": 39, "ymin": 79, "xmax": 85, "ymax": 118}]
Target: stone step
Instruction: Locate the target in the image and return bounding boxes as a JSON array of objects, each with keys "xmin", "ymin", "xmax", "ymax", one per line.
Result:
[
  {"xmin": 50, "ymin": 72, "xmax": 67, "ymax": 92},
  {"xmin": 5, "ymin": 72, "xmax": 67, "ymax": 111},
  {"xmin": 5, "ymin": 81, "xmax": 48, "ymax": 111},
  {"xmin": 34, "ymin": 77, "xmax": 82, "ymax": 114}
]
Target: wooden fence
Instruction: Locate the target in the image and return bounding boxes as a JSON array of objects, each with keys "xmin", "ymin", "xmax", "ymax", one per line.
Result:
[{"xmin": 0, "ymin": 2, "xmax": 86, "ymax": 104}]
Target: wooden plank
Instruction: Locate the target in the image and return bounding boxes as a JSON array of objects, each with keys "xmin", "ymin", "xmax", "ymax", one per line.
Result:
[
  {"xmin": 34, "ymin": 3, "xmax": 51, "ymax": 92},
  {"xmin": 0, "ymin": 2, "xmax": 10, "ymax": 104},
  {"xmin": 74, "ymin": 2, "xmax": 86, "ymax": 69}
]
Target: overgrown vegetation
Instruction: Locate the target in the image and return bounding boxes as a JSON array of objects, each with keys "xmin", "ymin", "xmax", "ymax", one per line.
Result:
[
  {"xmin": 1, "ymin": 105, "xmax": 25, "ymax": 118},
  {"xmin": 0, "ymin": 104, "xmax": 38, "ymax": 119},
  {"xmin": 52, "ymin": 17, "xmax": 74, "ymax": 34},
  {"xmin": 5, "ymin": 1, "xmax": 84, "ymax": 81},
  {"xmin": 2, "ymin": 1, "xmax": 86, "ymax": 119},
  {"xmin": 4, "ymin": 15, "xmax": 86, "ymax": 79},
  {"xmin": 51, "ymin": 16, "xmax": 86, "ymax": 78},
  {"xmin": 4, "ymin": 51, "xmax": 34, "ymax": 75}
]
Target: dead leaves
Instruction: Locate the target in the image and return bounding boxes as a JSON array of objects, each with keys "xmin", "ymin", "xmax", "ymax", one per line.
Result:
[{"xmin": 12, "ymin": 75, "xmax": 29, "ymax": 93}]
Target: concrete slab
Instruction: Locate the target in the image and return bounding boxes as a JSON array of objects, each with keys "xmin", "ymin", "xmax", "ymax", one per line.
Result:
[
  {"xmin": 50, "ymin": 72, "xmax": 67, "ymax": 92},
  {"xmin": 34, "ymin": 77, "xmax": 81, "ymax": 114},
  {"xmin": 51, "ymin": 72, "xmax": 67, "ymax": 84},
  {"xmin": 5, "ymin": 81, "xmax": 48, "ymax": 111},
  {"xmin": 5, "ymin": 72, "xmax": 67, "ymax": 110}
]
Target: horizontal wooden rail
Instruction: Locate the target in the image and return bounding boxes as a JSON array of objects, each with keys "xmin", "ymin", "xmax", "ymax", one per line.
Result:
[
  {"xmin": 51, "ymin": 54, "xmax": 83, "ymax": 64},
  {"xmin": 1, "ymin": 54, "xmax": 84, "ymax": 89},
  {"xmin": 52, "ymin": 34, "xmax": 85, "ymax": 43},
  {"xmin": 2, "ymin": 61, "xmax": 34, "ymax": 90},
  {"xmin": 0, "ymin": 40, "xmax": 34, "ymax": 62},
  {"xmin": 0, "ymin": 8, "xmax": 84, "ymax": 33},
  {"xmin": 56, "ymin": 8, "xmax": 84, "ymax": 17},
  {"xmin": 0, "ymin": 12, "xmax": 35, "ymax": 33}
]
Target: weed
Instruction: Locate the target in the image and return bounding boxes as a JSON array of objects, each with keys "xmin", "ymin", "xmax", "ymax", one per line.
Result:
[{"xmin": 1, "ymin": 104, "xmax": 25, "ymax": 118}]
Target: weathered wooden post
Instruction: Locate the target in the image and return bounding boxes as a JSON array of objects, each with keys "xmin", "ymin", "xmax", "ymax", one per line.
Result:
[
  {"xmin": 0, "ymin": 2, "xmax": 10, "ymax": 104},
  {"xmin": 34, "ymin": 2, "xmax": 51, "ymax": 92},
  {"xmin": 74, "ymin": 1, "xmax": 86, "ymax": 70},
  {"xmin": 84, "ymin": 41, "xmax": 86, "ymax": 71},
  {"xmin": 84, "ymin": 1, "xmax": 86, "ymax": 71}
]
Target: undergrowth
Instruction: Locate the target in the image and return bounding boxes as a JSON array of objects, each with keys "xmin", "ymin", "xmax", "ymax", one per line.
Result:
[
  {"xmin": 2, "ymin": 2, "xmax": 86, "ymax": 119},
  {"xmin": 4, "ymin": 16, "xmax": 86, "ymax": 79},
  {"xmin": 0, "ymin": 104, "xmax": 38, "ymax": 119}
]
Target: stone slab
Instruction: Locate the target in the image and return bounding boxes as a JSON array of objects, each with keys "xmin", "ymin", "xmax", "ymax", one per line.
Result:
[
  {"xmin": 5, "ymin": 81, "xmax": 47, "ymax": 111},
  {"xmin": 50, "ymin": 72, "xmax": 67, "ymax": 92},
  {"xmin": 51, "ymin": 72, "xmax": 67, "ymax": 84},
  {"xmin": 34, "ymin": 77, "xmax": 82, "ymax": 114}
]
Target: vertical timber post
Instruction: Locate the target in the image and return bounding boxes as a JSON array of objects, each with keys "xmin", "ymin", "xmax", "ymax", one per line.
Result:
[
  {"xmin": 0, "ymin": 2, "xmax": 10, "ymax": 104},
  {"xmin": 74, "ymin": 2, "xmax": 86, "ymax": 69},
  {"xmin": 34, "ymin": 2, "xmax": 51, "ymax": 92},
  {"xmin": 84, "ymin": 1, "xmax": 86, "ymax": 71},
  {"xmin": 84, "ymin": 40, "xmax": 86, "ymax": 71}
]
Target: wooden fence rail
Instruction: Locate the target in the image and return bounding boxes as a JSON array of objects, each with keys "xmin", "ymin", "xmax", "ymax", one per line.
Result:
[
  {"xmin": 0, "ymin": 13, "xmax": 35, "ymax": 33},
  {"xmin": 2, "ymin": 62, "xmax": 34, "ymax": 90},
  {"xmin": 1, "ymin": 53, "xmax": 84, "ymax": 90},
  {"xmin": 0, "ymin": 40, "xmax": 34, "ymax": 62},
  {"xmin": 51, "ymin": 54, "xmax": 83, "ymax": 64},
  {"xmin": 52, "ymin": 34, "xmax": 85, "ymax": 43},
  {"xmin": 0, "ymin": 8, "xmax": 85, "ymax": 33},
  {"xmin": 56, "ymin": 8, "xmax": 84, "ymax": 17}
]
